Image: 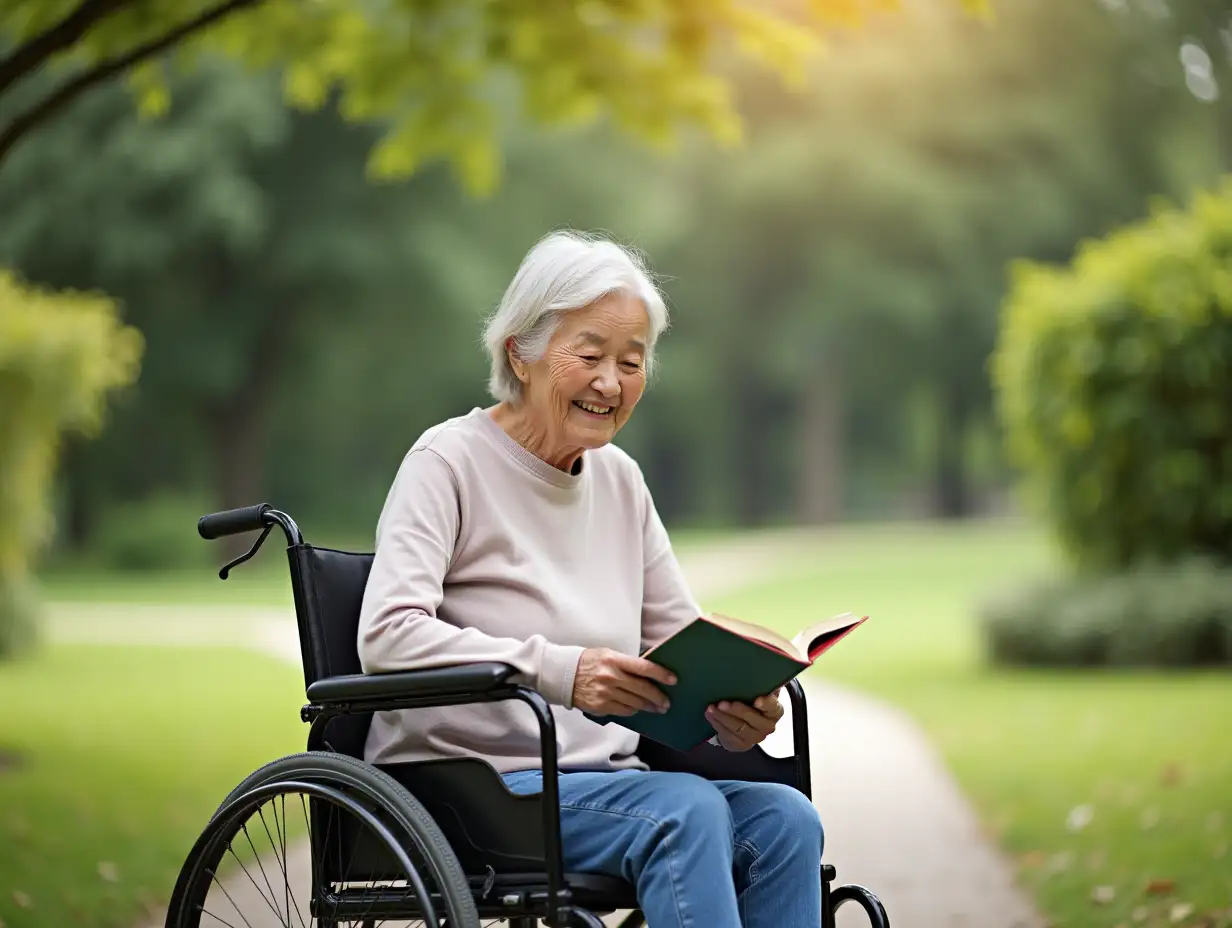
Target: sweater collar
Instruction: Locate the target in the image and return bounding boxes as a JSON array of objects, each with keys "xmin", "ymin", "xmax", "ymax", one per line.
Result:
[{"xmin": 472, "ymin": 407, "xmax": 585, "ymax": 491}]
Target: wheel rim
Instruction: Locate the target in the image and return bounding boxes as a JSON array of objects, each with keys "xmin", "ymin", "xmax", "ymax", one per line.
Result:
[{"xmin": 170, "ymin": 779, "xmax": 442, "ymax": 927}]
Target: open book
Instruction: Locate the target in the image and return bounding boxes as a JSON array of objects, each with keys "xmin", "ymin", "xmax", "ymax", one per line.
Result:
[
  {"xmin": 676, "ymin": 611, "xmax": 867, "ymax": 664},
  {"xmin": 586, "ymin": 611, "xmax": 868, "ymax": 751}
]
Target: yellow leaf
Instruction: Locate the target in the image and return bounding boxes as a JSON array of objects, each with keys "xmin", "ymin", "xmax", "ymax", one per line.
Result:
[{"xmin": 284, "ymin": 63, "xmax": 330, "ymax": 109}]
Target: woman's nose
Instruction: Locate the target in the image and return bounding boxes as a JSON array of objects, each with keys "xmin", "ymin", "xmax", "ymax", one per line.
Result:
[{"xmin": 592, "ymin": 362, "xmax": 620, "ymax": 396}]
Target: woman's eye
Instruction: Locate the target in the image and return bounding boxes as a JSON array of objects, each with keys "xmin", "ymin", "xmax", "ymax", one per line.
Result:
[
  {"xmin": 620, "ymin": 361, "xmax": 643, "ymax": 372},
  {"xmin": 580, "ymin": 354, "xmax": 601, "ymax": 363}
]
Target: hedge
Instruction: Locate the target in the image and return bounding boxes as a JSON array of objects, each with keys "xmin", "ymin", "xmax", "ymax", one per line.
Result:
[
  {"xmin": 991, "ymin": 178, "xmax": 1232, "ymax": 572},
  {"xmin": 0, "ymin": 270, "xmax": 142, "ymax": 657}
]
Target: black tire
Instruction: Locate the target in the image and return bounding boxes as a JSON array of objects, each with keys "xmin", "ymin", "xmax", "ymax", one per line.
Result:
[{"xmin": 166, "ymin": 750, "xmax": 479, "ymax": 927}]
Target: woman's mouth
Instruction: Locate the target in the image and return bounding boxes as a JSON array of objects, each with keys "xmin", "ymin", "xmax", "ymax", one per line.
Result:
[{"xmin": 572, "ymin": 401, "xmax": 614, "ymax": 417}]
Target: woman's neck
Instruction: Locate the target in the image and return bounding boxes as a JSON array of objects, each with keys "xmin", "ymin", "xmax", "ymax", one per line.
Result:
[{"xmin": 489, "ymin": 402, "xmax": 584, "ymax": 474}]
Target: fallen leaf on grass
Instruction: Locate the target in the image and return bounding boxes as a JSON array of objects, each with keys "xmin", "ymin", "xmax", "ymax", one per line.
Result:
[
  {"xmin": 1141, "ymin": 806, "xmax": 1161, "ymax": 830},
  {"xmin": 1170, "ymin": 902, "xmax": 1195, "ymax": 922},
  {"xmin": 11, "ymin": 891, "xmax": 31, "ymax": 909},
  {"xmin": 98, "ymin": 861, "xmax": 119, "ymax": 883},
  {"xmin": 1047, "ymin": 851, "xmax": 1074, "ymax": 873},
  {"xmin": 1092, "ymin": 885, "xmax": 1117, "ymax": 904},
  {"xmin": 8, "ymin": 816, "xmax": 28, "ymax": 842},
  {"xmin": 0, "ymin": 748, "xmax": 23, "ymax": 773},
  {"xmin": 1067, "ymin": 804, "xmax": 1095, "ymax": 832},
  {"xmin": 1145, "ymin": 879, "xmax": 1176, "ymax": 895},
  {"xmin": 1019, "ymin": 851, "xmax": 1047, "ymax": 869},
  {"xmin": 1160, "ymin": 763, "xmax": 1182, "ymax": 787},
  {"xmin": 1132, "ymin": 906, "xmax": 1149, "ymax": 922}
]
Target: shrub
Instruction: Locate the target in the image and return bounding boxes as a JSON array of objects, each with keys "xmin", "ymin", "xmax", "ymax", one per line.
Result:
[
  {"xmin": 979, "ymin": 558, "xmax": 1232, "ymax": 668},
  {"xmin": 0, "ymin": 270, "xmax": 142, "ymax": 657},
  {"xmin": 90, "ymin": 492, "xmax": 215, "ymax": 572},
  {"xmin": 991, "ymin": 178, "xmax": 1232, "ymax": 571}
]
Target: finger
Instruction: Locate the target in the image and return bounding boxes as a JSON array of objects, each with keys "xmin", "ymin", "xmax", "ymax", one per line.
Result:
[
  {"xmin": 606, "ymin": 691, "xmax": 647, "ymax": 716},
  {"xmin": 613, "ymin": 672, "xmax": 671, "ymax": 712},
  {"xmin": 706, "ymin": 706, "xmax": 756, "ymax": 750},
  {"xmin": 716, "ymin": 700, "xmax": 774, "ymax": 732},
  {"xmin": 752, "ymin": 693, "xmax": 784, "ymax": 719},
  {"xmin": 717, "ymin": 708, "xmax": 773, "ymax": 741},
  {"xmin": 614, "ymin": 654, "xmax": 678, "ymax": 687},
  {"xmin": 598, "ymin": 684, "xmax": 656, "ymax": 716},
  {"xmin": 705, "ymin": 705, "xmax": 744, "ymax": 739}
]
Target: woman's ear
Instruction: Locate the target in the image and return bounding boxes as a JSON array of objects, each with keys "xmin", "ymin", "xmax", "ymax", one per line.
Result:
[{"xmin": 506, "ymin": 338, "xmax": 529, "ymax": 383}]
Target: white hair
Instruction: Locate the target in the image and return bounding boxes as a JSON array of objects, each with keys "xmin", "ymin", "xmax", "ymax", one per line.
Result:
[{"xmin": 483, "ymin": 230, "xmax": 669, "ymax": 403}]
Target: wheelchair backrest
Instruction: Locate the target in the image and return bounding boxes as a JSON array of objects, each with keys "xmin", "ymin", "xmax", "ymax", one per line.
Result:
[
  {"xmin": 287, "ymin": 544, "xmax": 376, "ymax": 759},
  {"xmin": 287, "ymin": 544, "xmax": 374, "ymax": 688}
]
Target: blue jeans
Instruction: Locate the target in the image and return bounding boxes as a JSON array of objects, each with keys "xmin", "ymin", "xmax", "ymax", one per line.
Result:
[{"xmin": 501, "ymin": 768, "xmax": 823, "ymax": 928}]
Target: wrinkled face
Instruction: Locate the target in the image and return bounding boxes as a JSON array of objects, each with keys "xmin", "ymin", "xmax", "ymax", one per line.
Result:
[{"xmin": 514, "ymin": 291, "xmax": 650, "ymax": 455}]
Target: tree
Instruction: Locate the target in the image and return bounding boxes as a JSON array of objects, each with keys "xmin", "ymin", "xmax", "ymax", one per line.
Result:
[
  {"xmin": 1097, "ymin": 0, "xmax": 1232, "ymax": 167},
  {"xmin": 0, "ymin": 271, "xmax": 141, "ymax": 656},
  {"xmin": 0, "ymin": 0, "xmax": 987, "ymax": 185},
  {"xmin": 647, "ymin": 0, "xmax": 1218, "ymax": 523},
  {"xmin": 0, "ymin": 62, "xmax": 477, "ymax": 553}
]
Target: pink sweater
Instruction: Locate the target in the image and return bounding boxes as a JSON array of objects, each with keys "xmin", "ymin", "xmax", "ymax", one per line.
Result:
[{"xmin": 357, "ymin": 407, "xmax": 702, "ymax": 773}]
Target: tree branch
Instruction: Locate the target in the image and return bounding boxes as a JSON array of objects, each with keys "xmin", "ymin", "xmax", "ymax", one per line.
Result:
[
  {"xmin": 0, "ymin": 0, "xmax": 265, "ymax": 164},
  {"xmin": 0, "ymin": 0, "xmax": 134, "ymax": 96}
]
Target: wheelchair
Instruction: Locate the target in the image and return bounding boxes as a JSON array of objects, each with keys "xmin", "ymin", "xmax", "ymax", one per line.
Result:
[{"xmin": 163, "ymin": 504, "xmax": 890, "ymax": 927}]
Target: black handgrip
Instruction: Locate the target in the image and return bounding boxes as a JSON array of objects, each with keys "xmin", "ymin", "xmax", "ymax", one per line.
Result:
[{"xmin": 197, "ymin": 503, "xmax": 272, "ymax": 540}]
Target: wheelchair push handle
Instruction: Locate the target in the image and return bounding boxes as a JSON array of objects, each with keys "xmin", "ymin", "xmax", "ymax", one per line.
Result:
[
  {"xmin": 197, "ymin": 503, "xmax": 273, "ymax": 539},
  {"xmin": 196, "ymin": 503, "xmax": 302, "ymax": 580}
]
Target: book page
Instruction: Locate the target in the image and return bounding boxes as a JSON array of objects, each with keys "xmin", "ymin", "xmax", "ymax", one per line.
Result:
[
  {"xmin": 790, "ymin": 612, "xmax": 863, "ymax": 658},
  {"xmin": 703, "ymin": 613, "xmax": 807, "ymax": 661}
]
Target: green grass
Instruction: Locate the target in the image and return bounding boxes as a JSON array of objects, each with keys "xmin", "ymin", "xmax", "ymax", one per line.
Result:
[
  {"xmin": 711, "ymin": 519, "xmax": 1232, "ymax": 928},
  {"xmin": 37, "ymin": 558, "xmax": 295, "ymax": 606},
  {"xmin": 0, "ymin": 645, "xmax": 306, "ymax": 928},
  {"xmin": 23, "ymin": 520, "xmax": 1231, "ymax": 927}
]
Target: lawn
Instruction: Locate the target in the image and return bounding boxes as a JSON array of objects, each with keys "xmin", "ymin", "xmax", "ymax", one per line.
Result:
[
  {"xmin": 711, "ymin": 519, "xmax": 1232, "ymax": 928},
  {"xmin": 17, "ymin": 519, "xmax": 1231, "ymax": 928},
  {"xmin": 0, "ymin": 644, "xmax": 306, "ymax": 928},
  {"xmin": 37, "ymin": 557, "xmax": 295, "ymax": 607}
]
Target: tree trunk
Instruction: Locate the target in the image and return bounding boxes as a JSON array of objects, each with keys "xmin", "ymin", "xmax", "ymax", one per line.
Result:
[
  {"xmin": 731, "ymin": 374, "xmax": 781, "ymax": 526},
  {"xmin": 933, "ymin": 379, "xmax": 973, "ymax": 519},
  {"xmin": 208, "ymin": 394, "xmax": 268, "ymax": 555},
  {"xmin": 797, "ymin": 349, "xmax": 844, "ymax": 524},
  {"xmin": 643, "ymin": 416, "xmax": 690, "ymax": 525},
  {"xmin": 203, "ymin": 288, "xmax": 292, "ymax": 558}
]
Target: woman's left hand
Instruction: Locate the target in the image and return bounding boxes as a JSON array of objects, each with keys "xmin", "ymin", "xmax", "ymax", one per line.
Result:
[{"xmin": 706, "ymin": 688, "xmax": 784, "ymax": 752}]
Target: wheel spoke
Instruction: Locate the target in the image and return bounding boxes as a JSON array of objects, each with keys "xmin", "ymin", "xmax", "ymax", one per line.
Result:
[
  {"xmin": 199, "ymin": 870, "xmax": 257, "ymax": 928},
  {"xmin": 167, "ymin": 757, "xmax": 477, "ymax": 927},
  {"xmin": 242, "ymin": 819, "xmax": 287, "ymax": 924},
  {"xmin": 223, "ymin": 837, "xmax": 291, "ymax": 926}
]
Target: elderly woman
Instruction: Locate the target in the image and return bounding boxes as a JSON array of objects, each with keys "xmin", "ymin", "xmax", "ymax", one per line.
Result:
[{"xmin": 357, "ymin": 230, "xmax": 822, "ymax": 927}]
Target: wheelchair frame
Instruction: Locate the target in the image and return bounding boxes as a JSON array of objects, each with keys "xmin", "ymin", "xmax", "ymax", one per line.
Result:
[{"xmin": 174, "ymin": 502, "xmax": 890, "ymax": 927}]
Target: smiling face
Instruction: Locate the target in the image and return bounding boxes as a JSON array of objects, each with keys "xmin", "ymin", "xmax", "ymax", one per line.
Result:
[{"xmin": 508, "ymin": 291, "xmax": 650, "ymax": 470}]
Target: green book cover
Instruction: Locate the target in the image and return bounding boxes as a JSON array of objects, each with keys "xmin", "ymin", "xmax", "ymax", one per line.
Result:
[{"xmin": 586, "ymin": 612, "xmax": 866, "ymax": 752}]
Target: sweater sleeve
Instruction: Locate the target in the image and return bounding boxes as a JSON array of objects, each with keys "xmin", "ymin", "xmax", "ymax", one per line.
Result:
[
  {"xmin": 636, "ymin": 465, "xmax": 703, "ymax": 653},
  {"xmin": 356, "ymin": 448, "xmax": 586, "ymax": 708}
]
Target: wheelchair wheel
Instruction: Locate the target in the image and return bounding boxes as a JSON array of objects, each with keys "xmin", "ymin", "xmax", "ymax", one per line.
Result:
[{"xmin": 164, "ymin": 751, "xmax": 480, "ymax": 927}]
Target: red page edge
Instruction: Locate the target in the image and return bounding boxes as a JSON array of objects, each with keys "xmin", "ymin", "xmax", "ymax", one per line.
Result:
[{"xmin": 805, "ymin": 614, "xmax": 869, "ymax": 662}]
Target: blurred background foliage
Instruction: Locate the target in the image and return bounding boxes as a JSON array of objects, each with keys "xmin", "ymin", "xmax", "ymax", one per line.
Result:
[
  {"xmin": 5, "ymin": 5, "xmax": 1232, "ymax": 925},
  {"xmin": 1, "ymin": 0, "xmax": 1231, "ymax": 668},
  {"xmin": 0, "ymin": 271, "xmax": 141, "ymax": 655}
]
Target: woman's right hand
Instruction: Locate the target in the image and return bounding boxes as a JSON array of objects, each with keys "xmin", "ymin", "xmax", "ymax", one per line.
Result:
[{"xmin": 572, "ymin": 647, "xmax": 677, "ymax": 716}]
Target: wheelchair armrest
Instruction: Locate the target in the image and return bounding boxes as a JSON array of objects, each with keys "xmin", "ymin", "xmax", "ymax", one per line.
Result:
[{"xmin": 305, "ymin": 662, "xmax": 518, "ymax": 706}]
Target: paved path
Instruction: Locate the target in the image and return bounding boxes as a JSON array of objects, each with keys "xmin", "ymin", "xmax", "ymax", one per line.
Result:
[{"xmin": 51, "ymin": 531, "xmax": 1042, "ymax": 928}]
